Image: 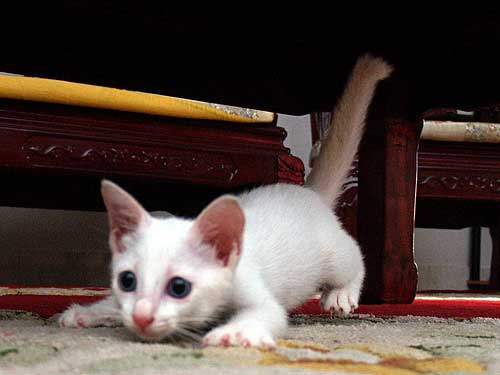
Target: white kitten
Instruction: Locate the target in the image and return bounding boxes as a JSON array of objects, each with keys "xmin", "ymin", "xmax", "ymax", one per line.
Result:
[{"xmin": 59, "ymin": 54, "xmax": 392, "ymax": 348}]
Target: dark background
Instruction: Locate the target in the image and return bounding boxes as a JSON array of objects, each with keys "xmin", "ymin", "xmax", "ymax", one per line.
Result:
[{"xmin": 2, "ymin": 4, "xmax": 500, "ymax": 115}]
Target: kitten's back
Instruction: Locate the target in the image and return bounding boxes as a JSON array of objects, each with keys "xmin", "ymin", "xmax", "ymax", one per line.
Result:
[{"xmin": 237, "ymin": 184, "xmax": 348, "ymax": 309}]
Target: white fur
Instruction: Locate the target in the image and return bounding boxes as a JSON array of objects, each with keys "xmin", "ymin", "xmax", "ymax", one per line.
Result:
[
  {"xmin": 59, "ymin": 54, "xmax": 392, "ymax": 348},
  {"xmin": 306, "ymin": 54, "xmax": 393, "ymax": 205}
]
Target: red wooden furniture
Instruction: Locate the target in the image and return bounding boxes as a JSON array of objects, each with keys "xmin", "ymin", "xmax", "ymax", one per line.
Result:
[
  {"xmin": 417, "ymin": 139, "xmax": 500, "ymax": 290},
  {"xmin": 313, "ymin": 109, "xmax": 500, "ymax": 293},
  {"xmin": 416, "ymin": 108, "xmax": 500, "ymax": 290},
  {"xmin": 0, "ymin": 100, "xmax": 304, "ymax": 214}
]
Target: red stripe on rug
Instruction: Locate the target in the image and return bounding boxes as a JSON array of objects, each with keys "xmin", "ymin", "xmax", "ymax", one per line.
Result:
[
  {"xmin": 292, "ymin": 298, "xmax": 500, "ymax": 319},
  {"xmin": 1, "ymin": 292, "xmax": 500, "ymax": 320}
]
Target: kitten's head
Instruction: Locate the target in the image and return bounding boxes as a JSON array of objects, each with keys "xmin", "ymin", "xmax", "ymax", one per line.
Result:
[{"xmin": 101, "ymin": 180, "xmax": 244, "ymax": 341}]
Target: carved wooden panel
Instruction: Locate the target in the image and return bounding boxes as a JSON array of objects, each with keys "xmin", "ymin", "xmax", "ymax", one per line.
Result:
[
  {"xmin": 335, "ymin": 138, "xmax": 500, "ymax": 243},
  {"xmin": 23, "ymin": 137, "xmax": 238, "ymax": 183},
  {"xmin": 0, "ymin": 100, "xmax": 307, "ymax": 189},
  {"xmin": 417, "ymin": 141, "xmax": 500, "ymax": 201},
  {"xmin": 338, "ymin": 170, "xmax": 500, "ymax": 205},
  {"xmin": 0, "ymin": 100, "xmax": 304, "ymax": 212},
  {"xmin": 337, "ymin": 160, "xmax": 358, "ymax": 208},
  {"xmin": 418, "ymin": 174, "xmax": 500, "ymax": 194}
]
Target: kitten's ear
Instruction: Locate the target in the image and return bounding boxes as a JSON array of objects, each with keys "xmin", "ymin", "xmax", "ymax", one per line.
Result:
[
  {"xmin": 189, "ymin": 195, "xmax": 245, "ymax": 268},
  {"xmin": 101, "ymin": 180, "xmax": 150, "ymax": 254}
]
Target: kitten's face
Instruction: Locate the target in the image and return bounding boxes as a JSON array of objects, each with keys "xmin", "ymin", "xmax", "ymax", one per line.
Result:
[
  {"xmin": 101, "ymin": 180, "xmax": 244, "ymax": 342},
  {"xmin": 111, "ymin": 218, "xmax": 235, "ymax": 341}
]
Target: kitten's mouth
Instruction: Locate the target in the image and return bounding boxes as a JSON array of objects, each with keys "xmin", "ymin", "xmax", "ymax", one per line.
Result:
[
  {"xmin": 135, "ymin": 331, "xmax": 165, "ymax": 341},
  {"xmin": 126, "ymin": 322, "xmax": 175, "ymax": 342}
]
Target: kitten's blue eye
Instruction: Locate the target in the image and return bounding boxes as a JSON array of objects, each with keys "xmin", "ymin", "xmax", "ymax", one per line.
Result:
[
  {"xmin": 118, "ymin": 271, "xmax": 137, "ymax": 292},
  {"xmin": 166, "ymin": 277, "xmax": 191, "ymax": 298}
]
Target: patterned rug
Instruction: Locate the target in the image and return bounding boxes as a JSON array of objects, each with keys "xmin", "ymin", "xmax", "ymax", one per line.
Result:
[{"xmin": 1, "ymin": 310, "xmax": 499, "ymax": 375}]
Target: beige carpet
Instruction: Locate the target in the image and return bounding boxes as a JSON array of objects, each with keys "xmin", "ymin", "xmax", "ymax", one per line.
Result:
[{"xmin": 1, "ymin": 310, "xmax": 499, "ymax": 374}]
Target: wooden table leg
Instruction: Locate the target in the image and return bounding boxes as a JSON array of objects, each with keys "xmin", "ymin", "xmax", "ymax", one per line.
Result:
[{"xmin": 357, "ymin": 77, "xmax": 422, "ymax": 304}]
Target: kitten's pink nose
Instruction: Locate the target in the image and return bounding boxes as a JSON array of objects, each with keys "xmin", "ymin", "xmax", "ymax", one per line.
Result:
[
  {"xmin": 133, "ymin": 314, "xmax": 154, "ymax": 330},
  {"xmin": 133, "ymin": 299, "xmax": 155, "ymax": 330}
]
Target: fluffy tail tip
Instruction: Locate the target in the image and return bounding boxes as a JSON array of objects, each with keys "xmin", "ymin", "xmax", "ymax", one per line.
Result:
[{"xmin": 354, "ymin": 53, "xmax": 393, "ymax": 82}]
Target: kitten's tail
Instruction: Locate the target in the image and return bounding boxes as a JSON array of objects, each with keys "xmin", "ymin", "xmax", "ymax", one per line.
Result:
[{"xmin": 306, "ymin": 54, "xmax": 393, "ymax": 206}]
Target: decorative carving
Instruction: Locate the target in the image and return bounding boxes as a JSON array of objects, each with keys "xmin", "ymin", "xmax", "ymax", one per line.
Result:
[
  {"xmin": 334, "ymin": 163, "xmax": 500, "ymax": 209},
  {"xmin": 337, "ymin": 160, "xmax": 359, "ymax": 207},
  {"xmin": 338, "ymin": 186, "xmax": 358, "ymax": 208},
  {"xmin": 418, "ymin": 174, "xmax": 500, "ymax": 193},
  {"xmin": 23, "ymin": 138, "xmax": 238, "ymax": 181},
  {"xmin": 277, "ymin": 154, "xmax": 305, "ymax": 185}
]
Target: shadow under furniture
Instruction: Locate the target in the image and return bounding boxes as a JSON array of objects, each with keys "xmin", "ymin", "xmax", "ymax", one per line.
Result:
[{"xmin": 4, "ymin": 8, "xmax": 500, "ymax": 304}]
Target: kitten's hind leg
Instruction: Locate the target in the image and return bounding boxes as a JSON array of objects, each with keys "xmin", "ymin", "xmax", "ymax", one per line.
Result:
[
  {"xmin": 320, "ymin": 276, "xmax": 363, "ymax": 317},
  {"xmin": 59, "ymin": 295, "xmax": 122, "ymax": 328},
  {"xmin": 320, "ymin": 235, "xmax": 365, "ymax": 317}
]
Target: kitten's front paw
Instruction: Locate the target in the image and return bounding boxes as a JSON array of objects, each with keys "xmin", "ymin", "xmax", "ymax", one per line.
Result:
[
  {"xmin": 58, "ymin": 305, "xmax": 92, "ymax": 328},
  {"xmin": 203, "ymin": 324, "xmax": 275, "ymax": 349},
  {"xmin": 320, "ymin": 286, "xmax": 359, "ymax": 317},
  {"xmin": 58, "ymin": 304, "xmax": 120, "ymax": 328}
]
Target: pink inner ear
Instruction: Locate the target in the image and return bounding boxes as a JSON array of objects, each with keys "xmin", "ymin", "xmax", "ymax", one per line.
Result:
[
  {"xmin": 108, "ymin": 205, "xmax": 144, "ymax": 252},
  {"xmin": 101, "ymin": 180, "xmax": 149, "ymax": 254},
  {"xmin": 193, "ymin": 197, "xmax": 245, "ymax": 266}
]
